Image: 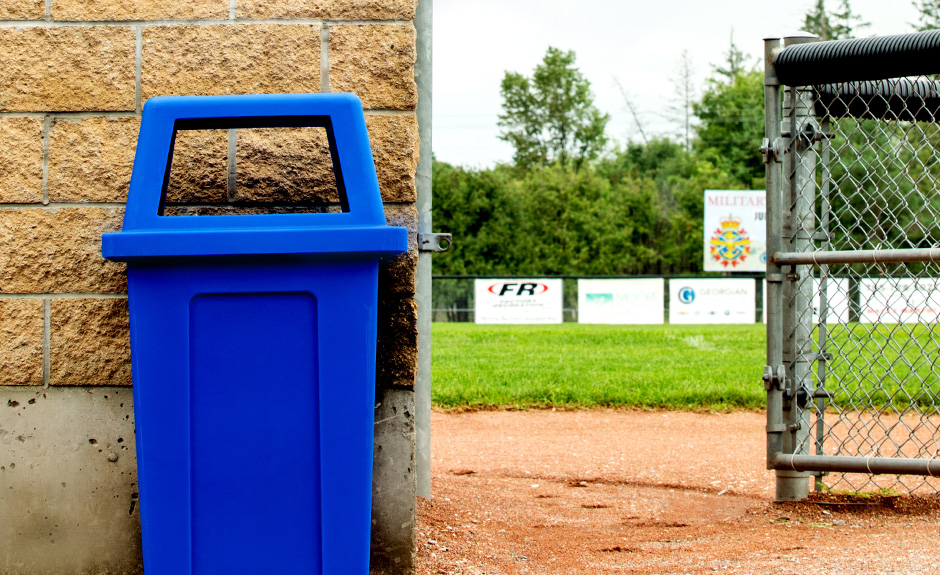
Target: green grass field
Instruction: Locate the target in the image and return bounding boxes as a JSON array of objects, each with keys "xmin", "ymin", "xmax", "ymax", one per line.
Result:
[
  {"xmin": 431, "ymin": 323, "xmax": 767, "ymax": 410},
  {"xmin": 431, "ymin": 322, "xmax": 940, "ymax": 411}
]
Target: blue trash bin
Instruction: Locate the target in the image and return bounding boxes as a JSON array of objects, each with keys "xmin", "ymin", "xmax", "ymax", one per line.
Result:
[{"xmin": 103, "ymin": 93, "xmax": 408, "ymax": 575}]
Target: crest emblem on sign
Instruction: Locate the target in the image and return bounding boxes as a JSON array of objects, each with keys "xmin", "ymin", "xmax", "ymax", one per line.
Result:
[{"xmin": 709, "ymin": 215, "xmax": 751, "ymax": 267}]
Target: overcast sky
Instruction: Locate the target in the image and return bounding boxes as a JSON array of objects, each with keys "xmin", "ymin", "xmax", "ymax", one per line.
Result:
[{"xmin": 432, "ymin": 0, "xmax": 921, "ymax": 168}]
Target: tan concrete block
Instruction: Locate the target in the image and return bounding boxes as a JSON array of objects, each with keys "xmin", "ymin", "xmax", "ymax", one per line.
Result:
[
  {"xmin": 0, "ymin": 27, "xmax": 135, "ymax": 112},
  {"xmin": 376, "ymin": 295, "xmax": 416, "ymax": 389},
  {"xmin": 238, "ymin": 0, "xmax": 416, "ymax": 20},
  {"xmin": 0, "ymin": 0, "xmax": 44, "ymax": 20},
  {"xmin": 165, "ymin": 129, "xmax": 229, "ymax": 205},
  {"xmin": 366, "ymin": 114, "xmax": 418, "ymax": 203},
  {"xmin": 379, "ymin": 204, "xmax": 417, "ymax": 296},
  {"xmin": 48, "ymin": 117, "xmax": 139, "ymax": 203},
  {"xmin": 0, "ymin": 118, "xmax": 43, "ymax": 203},
  {"xmin": 0, "ymin": 388, "xmax": 142, "ymax": 573},
  {"xmin": 50, "ymin": 298, "xmax": 130, "ymax": 386},
  {"xmin": 0, "ymin": 208, "xmax": 126, "ymax": 294},
  {"xmin": 142, "ymin": 24, "xmax": 321, "ymax": 101},
  {"xmin": 329, "ymin": 24, "xmax": 417, "ymax": 111},
  {"xmin": 234, "ymin": 127, "xmax": 340, "ymax": 205},
  {"xmin": 0, "ymin": 299, "xmax": 43, "ymax": 385},
  {"xmin": 52, "ymin": 0, "xmax": 227, "ymax": 21}
]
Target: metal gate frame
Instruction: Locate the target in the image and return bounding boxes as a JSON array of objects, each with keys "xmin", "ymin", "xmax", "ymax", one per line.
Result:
[{"xmin": 763, "ymin": 31, "xmax": 940, "ymax": 501}]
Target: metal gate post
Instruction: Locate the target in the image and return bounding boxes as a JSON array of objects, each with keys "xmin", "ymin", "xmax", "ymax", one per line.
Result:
[
  {"xmin": 762, "ymin": 36, "xmax": 786, "ymax": 475},
  {"xmin": 777, "ymin": 32, "xmax": 818, "ymax": 501}
]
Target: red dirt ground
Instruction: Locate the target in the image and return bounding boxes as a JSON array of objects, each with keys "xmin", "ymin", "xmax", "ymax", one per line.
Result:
[{"xmin": 416, "ymin": 409, "xmax": 940, "ymax": 575}]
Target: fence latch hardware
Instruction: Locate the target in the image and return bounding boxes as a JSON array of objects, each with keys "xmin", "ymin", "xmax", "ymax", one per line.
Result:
[
  {"xmin": 417, "ymin": 233, "xmax": 452, "ymax": 253},
  {"xmin": 763, "ymin": 365, "xmax": 786, "ymax": 391},
  {"xmin": 759, "ymin": 137, "xmax": 787, "ymax": 164},
  {"xmin": 784, "ymin": 386, "xmax": 810, "ymax": 409},
  {"xmin": 814, "ymin": 352, "xmax": 834, "ymax": 362},
  {"xmin": 812, "ymin": 387, "xmax": 836, "ymax": 399},
  {"xmin": 765, "ymin": 273, "xmax": 785, "ymax": 283},
  {"xmin": 799, "ymin": 119, "xmax": 822, "ymax": 148}
]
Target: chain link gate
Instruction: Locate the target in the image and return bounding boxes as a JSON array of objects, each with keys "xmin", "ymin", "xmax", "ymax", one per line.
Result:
[{"xmin": 763, "ymin": 31, "xmax": 940, "ymax": 501}]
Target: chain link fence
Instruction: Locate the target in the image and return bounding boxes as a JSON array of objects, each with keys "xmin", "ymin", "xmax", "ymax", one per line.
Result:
[{"xmin": 764, "ymin": 32, "xmax": 940, "ymax": 498}]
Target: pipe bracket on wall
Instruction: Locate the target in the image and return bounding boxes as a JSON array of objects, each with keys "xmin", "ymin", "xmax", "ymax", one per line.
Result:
[{"xmin": 418, "ymin": 233, "xmax": 452, "ymax": 253}]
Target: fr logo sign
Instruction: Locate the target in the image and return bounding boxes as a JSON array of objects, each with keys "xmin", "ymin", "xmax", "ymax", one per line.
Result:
[{"xmin": 487, "ymin": 282, "xmax": 549, "ymax": 296}]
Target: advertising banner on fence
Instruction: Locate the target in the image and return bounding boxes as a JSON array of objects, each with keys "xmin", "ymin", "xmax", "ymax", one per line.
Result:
[
  {"xmin": 762, "ymin": 278, "xmax": 850, "ymax": 324},
  {"xmin": 703, "ymin": 190, "xmax": 766, "ymax": 272},
  {"xmin": 577, "ymin": 279, "xmax": 665, "ymax": 324},
  {"xmin": 669, "ymin": 278, "xmax": 755, "ymax": 324},
  {"xmin": 859, "ymin": 278, "xmax": 940, "ymax": 323},
  {"xmin": 474, "ymin": 279, "xmax": 564, "ymax": 324}
]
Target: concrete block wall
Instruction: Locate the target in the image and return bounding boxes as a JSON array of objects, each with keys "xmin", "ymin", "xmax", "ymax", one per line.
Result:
[{"xmin": 0, "ymin": 2, "xmax": 421, "ymax": 573}]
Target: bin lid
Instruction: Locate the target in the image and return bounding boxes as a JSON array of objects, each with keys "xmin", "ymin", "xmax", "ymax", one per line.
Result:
[{"xmin": 102, "ymin": 93, "xmax": 408, "ymax": 262}]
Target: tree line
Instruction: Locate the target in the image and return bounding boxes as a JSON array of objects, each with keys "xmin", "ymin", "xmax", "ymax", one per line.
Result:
[{"xmin": 432, "ymin": 1, "xmax": 940, "ymax": 277}]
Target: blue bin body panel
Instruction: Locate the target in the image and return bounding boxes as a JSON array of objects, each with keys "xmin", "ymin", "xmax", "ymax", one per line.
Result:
[{"xmin": 103, "ymin": 93, "xmax": 408, "ymax": 575}]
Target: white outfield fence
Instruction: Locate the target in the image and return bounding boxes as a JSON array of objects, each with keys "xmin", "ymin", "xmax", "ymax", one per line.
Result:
[
  {"xmin": 763, "ymin": 31, "xmax": 940, "ymax": 499},
  {"xmin": 431, "ymin": 276, "xmax": 765, "ymax": 324}
]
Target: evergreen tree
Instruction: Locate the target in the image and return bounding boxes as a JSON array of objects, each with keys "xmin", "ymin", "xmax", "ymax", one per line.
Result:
[
  {"xmin": 713, "ymin": 29, "xmax": 749, "ymax": 83},
  {"xmin": 665, "ymin": 50, "xmax": 696, "ymax": 151},
  {"xmin": 912, "ymin": 0, "xmax": 940, "ymax": 31},
  {"xmin": 803, "ymin": 0, "xmax": 869, "ymax": 41}
]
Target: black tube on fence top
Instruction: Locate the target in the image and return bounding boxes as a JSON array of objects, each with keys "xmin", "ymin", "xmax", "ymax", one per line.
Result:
[
  {"xmin": 774, "ymin": 30, "xmax": 940, "ymax": 87},
  {"xmin": 814, "ymin": 78, "xmax": 940, "ymax": 122}
]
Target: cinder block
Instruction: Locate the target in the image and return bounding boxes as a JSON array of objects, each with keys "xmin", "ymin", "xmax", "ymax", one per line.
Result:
[
  {"xmin": 0, "ymin": 208, "xmax": 126, "ymax": 294},
  {"xmin": 234, "ymin": 127, "xmax": 340, "ymax": 205},
  {"xmin": 0, "ymin": 118, "xmax": 43, "ymax": 203},
  {"xmin": 379, "ymin": 204, "xmax": 417, "ymax": 297},
  {"xmin": 49, "ymin": 298, "xmax": 130, "ymax": 386},
  {"xmin": 0, "ymin": 299, "xmax": 43, "ymax": 385},
  {"xmin": 376, "ymin": 295, "xmax": 417, "ymax": 389},
  {"xmin": 366, "ymin": 114, "xmax": 418, "ymax": 203},
  {"xmin": 370, "ymin": 387, "xmax": 416, "ymax": 574},
  {"xmin": 142, "ymin": 24, "xmax": 322, "ymax": 101},
  {"xmin": 0, "ymin": 387, "xmax": 142, "ymax": 574},
  {"xmin": 52, "ymin": 0, "xmax": 227, "ymax": 21},
  {"xmin": 48, "ymin": 117, "xmax": 139, "ymax": 203},
  {"xmin": 238, "ymin": 0, "xmax": 416, "ymax": 20},
  {"xmin": 0, "ymin": 27, "xmax": 135, "ymax": 112},
  {"xmin": 165, "ymin": 128, "xmax": 229, "ymax": 205},
  {"xmin": 0, "ymin": 0, "xmax": 44, "ymax": 20},
  {"xmin": 329, "ymin": 24, "xmax": 417, "ymax": 111}
]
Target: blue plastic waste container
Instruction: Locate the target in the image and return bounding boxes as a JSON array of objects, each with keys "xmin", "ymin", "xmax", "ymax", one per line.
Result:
[{"xmin": 102, "ymin": 93, "xmax": 408, "ymax": 575}]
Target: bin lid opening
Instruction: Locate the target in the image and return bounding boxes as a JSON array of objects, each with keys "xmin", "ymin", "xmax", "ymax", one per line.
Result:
[
  {"xmin": 103, "ymin": 93, "xmax": 408, "ymax": 262},
  {"xmin": 161, "ymin": 121, "xmax": 347, "ymax": 217}
]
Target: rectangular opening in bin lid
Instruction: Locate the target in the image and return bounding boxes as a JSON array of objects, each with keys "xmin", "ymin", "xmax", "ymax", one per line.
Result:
[{"xmin": 102, "ymin": 93, "xmax": 408, "ymax": 261}]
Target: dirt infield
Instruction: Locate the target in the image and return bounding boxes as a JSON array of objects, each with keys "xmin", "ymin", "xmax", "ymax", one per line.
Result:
[{"xmin": 416, "ymin": 410, "xmax": 940, "ymax": 574}]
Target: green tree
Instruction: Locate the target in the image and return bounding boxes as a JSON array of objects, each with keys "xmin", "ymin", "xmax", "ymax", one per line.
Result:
[
  {"xmin": 498, "ymin": 47, "xmax": 610, "ymax": 170},
  {"xmin": 912, "ymin": 0, "xmax": 940, "ymax": 30},
  {"xmin": 803, "ymin": 0, "xmax": 869, "ymax": 40},
  {"xmin": 431, "ymin": 160, "xmax": 521, "ymax": 276},
  {"xmin": 693, "ymin": 68, "xmax": 765, "ymax": 188}
]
